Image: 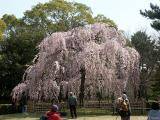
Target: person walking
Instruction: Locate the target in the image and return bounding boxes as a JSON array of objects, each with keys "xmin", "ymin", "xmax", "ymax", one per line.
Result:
[{"xmin": 68, "ymin": 92, "xmax": 77, "ymax": 119}]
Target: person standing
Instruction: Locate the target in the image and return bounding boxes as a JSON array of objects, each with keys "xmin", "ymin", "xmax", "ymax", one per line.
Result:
[
  {"xmin": 20, "ymin": 91, "xmax": 27, "ymax": 113},
  {"xmin": 147, "ymin": 101, "xmax": 160, "ymax": 120},
  {"xmin": 122, "ymin": 92, "xmax": 131, "ymax": 120},
  {"xmin": 117, "ymin": 92, "xmax": 131, "ymax": 120},
  {"xmin": 68, "ymin": 92, "xmax": 77, "ymax": 119}
]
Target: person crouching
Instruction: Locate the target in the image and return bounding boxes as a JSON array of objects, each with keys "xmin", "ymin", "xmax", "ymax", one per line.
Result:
[{"xmin": 40, "ymin": 104, "xmax": 62, "ymax": 120}]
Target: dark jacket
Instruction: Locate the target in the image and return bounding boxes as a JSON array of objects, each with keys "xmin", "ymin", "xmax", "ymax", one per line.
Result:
[{"xmin": 68, "ymin": 96, "xmax": 77, "ymax": 106}]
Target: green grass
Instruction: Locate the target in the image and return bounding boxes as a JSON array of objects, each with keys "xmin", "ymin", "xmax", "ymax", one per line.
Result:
[
  {"xmin": 0, "ymin": 107, "xmax": 148, "ymax": 120},
  {"xmin": 0, "ymin": 113, "xmax": 147, "ymax": 120},
  {"xmin": 62, "ymin": 107, "xmax": 147, "ymax": 116},
  {"xmin": 0, "ymin": 107, "xmax": 147, "ymax": 120},
  {"xmin": 68, "ymin": 108, "xmax": 113, "ymax": 116},
  {"xmin": 0, "ymin": 113, "xmax": 39, "ymax": 120}
]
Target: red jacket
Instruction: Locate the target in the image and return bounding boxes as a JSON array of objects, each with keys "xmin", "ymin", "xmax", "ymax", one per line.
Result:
[{"xmin": 47, "ymin": 111, "xmax": 62, "ymax": 120}]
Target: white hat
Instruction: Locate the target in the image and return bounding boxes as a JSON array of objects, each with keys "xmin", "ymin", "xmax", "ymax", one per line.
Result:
[{"xmin": 122, "ymin": 94, "xmax": 127, "ymax": 100}]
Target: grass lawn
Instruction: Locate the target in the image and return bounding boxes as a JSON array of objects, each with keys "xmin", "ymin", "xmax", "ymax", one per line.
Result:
[{"xmin": 0, "ymin": 113, "xmax": 147, "ymax": 120}]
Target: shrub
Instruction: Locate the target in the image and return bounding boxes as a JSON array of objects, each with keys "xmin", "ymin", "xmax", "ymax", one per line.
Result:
[{"xmin": 0, "ymin": 104, "xmax": 20, "ymax": 115}]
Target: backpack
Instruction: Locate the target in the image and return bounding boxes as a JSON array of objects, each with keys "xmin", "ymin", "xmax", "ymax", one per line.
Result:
[{"xmin": 116, "ymin": 98, "xmax": 130, "ymax": 117}]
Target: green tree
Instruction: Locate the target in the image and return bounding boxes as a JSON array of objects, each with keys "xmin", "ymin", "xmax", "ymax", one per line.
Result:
[
  {"xmin": 23, "ymin": 0, "xmax": 116, "ymax": 34},
  {"xmin": 140, "ymin": 2, "xmax": 160, "ymax": 100},
  {"xmin": 140, "ymin": 3, "xmax": 160, "ymax": 31},
  {"xmin": 131, "ymin": 31, "xmax": 159, "ymax": 99},
  {"xmin": 151, "ymin": 66, "xmax": 160, "ymax": 99},
  {"xmin": 94, "ymin": 14, "xmax": 117, "ymax": 28},
  {"xmin": 23, "ymin": 0, "xmax": 94, "ymax": 35},
  {"xmin": 0, "ymin": 19, "xmax": 6, "ymax": 40},
  {"xmin": 0, "ymin": 15, "xmax": 40, "ymax": 97}
]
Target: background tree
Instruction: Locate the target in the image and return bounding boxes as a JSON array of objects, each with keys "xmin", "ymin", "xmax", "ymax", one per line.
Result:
[
  {"xmin": 23, "ymin": 0, "xmax": 94, "ymax": 35},
  {"xmin": 140, "ymin": 2, "xmax": 160, "ymax": 100},
  {"xmin": 0, "ymin": 15, "xmax": 40, "ymax": 98},
  {"xmin": 23, "ymin": 0, "xmax": 117, "ymax": 35},
  {"xmin": 0, "ymin": 19, "xmax": 6, "ymax": 40},
  {"xmin": 140, "ymin": 3, "xmax": 160, "ymax": 31},
  {"xmin": 131, "ymin": 30, "xmax": 159, "ymax": 99},
  {"xmin": 94, "ymin": 14, "xmax": 117, "ymax": 28},
  {"xmin": 151, "ymin": 65, "xmax": 160, "ymax": 99}
]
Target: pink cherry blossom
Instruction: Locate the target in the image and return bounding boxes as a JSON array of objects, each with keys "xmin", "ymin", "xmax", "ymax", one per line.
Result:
[{"xmin": 12, "ymin": 23, "xmax": 140, "ymax": 101}]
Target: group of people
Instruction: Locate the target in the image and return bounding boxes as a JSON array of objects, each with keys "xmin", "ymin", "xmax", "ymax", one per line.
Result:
[
  {"xmin": 40, "ymin": 92, "xmax": 77, "ymax": 120},
  {"xmin": 29, "ymin": 91, "xmax": 160, "ymax": 120},
  {"xmin": 13, "ymin": 91, "xmax": 160, "ymax": 120},
  {"xmin": 41, "ymin": 91, "xmax": 131, "ymax": 120}
]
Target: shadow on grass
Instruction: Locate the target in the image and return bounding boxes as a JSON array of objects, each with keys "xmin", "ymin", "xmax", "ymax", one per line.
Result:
[
  {"xmin": 0, "ymin": 113, "xmax": 41, "ymax": 120},
  {"xmin": 0, "ymin": 114, "xmax": 147, "ymax": 120}
]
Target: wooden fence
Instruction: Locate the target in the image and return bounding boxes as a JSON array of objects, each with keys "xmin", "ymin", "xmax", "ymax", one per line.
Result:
[{"xmin": 27, "ymin": 100, "xmax": 149, "ymax": 115}]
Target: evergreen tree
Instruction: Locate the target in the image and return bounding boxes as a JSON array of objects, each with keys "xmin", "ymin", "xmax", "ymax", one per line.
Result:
[
  {"xmin": 131, "ymin": 31, "xmax": 158, "ymax": 99},
  {"xmin": 140, "ymin": 3, "xmax": 160, "ymax": 31},
  {"xmin": 151, "ymin": 66, "xmax": 160, "ymax": 99},
  {"xmin": 140, "ymin": 2, "xmax": 160, "ymax": 99}
]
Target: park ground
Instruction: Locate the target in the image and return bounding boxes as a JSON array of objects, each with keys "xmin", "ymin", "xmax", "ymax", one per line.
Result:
[{"xmin": 0, "ymin": 113, "xmax": 147, "ymax": 120}]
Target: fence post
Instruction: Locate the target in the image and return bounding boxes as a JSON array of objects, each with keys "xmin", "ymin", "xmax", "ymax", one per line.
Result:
[
  {"xmin": 33, "ymin": 101, "xmax": 35, "ymax": 112},
  {"xmin": 112, "ymin": 102, "xmax": 115, "ymax": 115},
  {"xmin": 142, "ymin": 99, "xmax": 145, "ymax": 115}
]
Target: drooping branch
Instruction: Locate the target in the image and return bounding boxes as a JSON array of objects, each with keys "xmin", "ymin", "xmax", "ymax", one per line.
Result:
[{"xmin": 12, "ymin": 23, "xmax": 140, "ymax": 101}]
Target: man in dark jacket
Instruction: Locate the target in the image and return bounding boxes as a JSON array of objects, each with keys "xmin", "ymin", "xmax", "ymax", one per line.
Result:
[
  {"xmin": 68, "ymin": 92, "xmax": 77, "ymax": 118},
  {"xmin": 20, "ymin": 92, "xmax": 27, "ymax": 113}
]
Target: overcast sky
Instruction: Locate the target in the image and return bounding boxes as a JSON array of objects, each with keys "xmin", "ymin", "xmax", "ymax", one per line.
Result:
[{"xmin": 0, "ymin": 0, "xmax": 159, "ymax": 34}]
